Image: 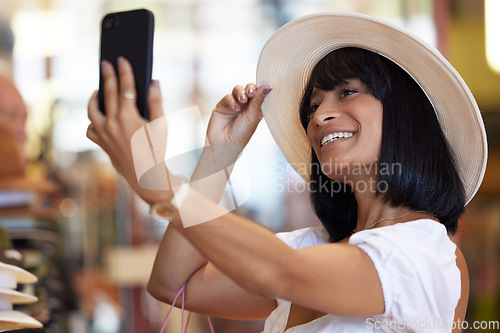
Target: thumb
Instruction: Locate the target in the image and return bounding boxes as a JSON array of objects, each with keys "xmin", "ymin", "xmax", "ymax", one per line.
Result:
[
  {"xmin": 148, "ymin": 80, "xmax": 165, "ymax": 120},
  {"xmin": 248, "ymin": 85, "xmax": 272, "ymax": 119}
]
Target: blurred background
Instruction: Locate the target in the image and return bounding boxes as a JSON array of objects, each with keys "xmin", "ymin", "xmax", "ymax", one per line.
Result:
[{"xmin": 0, "ymin": 0, "xmax": 498, "ymax": 332}]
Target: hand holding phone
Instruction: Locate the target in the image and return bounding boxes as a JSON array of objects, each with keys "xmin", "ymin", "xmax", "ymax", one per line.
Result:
[
  {"xmin": 98, "ymin": 9, "xmax": 154, "ymax": 119},
  {"xmin": 89, "ymin": 55, "xmax": 168, "ymax": 205}
]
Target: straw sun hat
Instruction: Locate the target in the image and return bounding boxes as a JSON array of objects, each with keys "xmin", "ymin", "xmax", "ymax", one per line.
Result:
[
  {"xmin": 0, "ymin": 310, "xmax": 43, "ymax": 329},
  {"xmin": 0, "ymin": 261, "xmax": 37, "ymax": 285},
  {"xmin": 256, "ymin": 13, "xmax": 487, "ymax": 204},
  {"xmin": 0, "ymin": 262, "xmax": 41, "ymax": 329}
]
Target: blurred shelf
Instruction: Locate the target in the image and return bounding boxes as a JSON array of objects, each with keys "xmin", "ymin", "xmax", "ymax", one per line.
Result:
[{"xmin": 0, "ymin": 206, "xmax": 59, "ymax": 221}]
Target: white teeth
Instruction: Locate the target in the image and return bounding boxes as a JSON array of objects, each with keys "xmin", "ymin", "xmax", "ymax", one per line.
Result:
[{"xmin": 321, "ymin": 132, "xmax": 354, "ymax": 146}]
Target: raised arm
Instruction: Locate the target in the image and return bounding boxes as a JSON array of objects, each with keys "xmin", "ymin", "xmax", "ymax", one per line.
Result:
[
  {"xmin": 87, "ymin": 57, "xmax": 277, "ymax": 319},
  {"xmin": 147, "ymin": 83, "xmax": 277, "ymax": 319},
  {"xmin": 169, "ymin": 188, "xmax": 385, "ymax": 318}
]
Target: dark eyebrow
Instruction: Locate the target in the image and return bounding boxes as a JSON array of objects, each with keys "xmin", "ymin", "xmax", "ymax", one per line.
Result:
[{"xmin": 310, "ymin": 81, "xmax": 351, "ymax": 102}]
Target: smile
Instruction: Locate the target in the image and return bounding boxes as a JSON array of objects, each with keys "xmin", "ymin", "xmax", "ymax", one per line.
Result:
[{"xmin": 321, "ymin": 132, "xmax": 354, "ymax": 147}]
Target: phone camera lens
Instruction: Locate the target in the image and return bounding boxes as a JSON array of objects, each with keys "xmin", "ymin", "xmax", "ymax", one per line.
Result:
[{"xmin": 103, "ymin": 16, "xmax": 116, "ymax": 30}]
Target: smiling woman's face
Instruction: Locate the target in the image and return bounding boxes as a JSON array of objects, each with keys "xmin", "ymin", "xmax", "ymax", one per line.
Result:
[{"xmin": 306, "ymin": 78, "xmax": 383, "ymax": 182}]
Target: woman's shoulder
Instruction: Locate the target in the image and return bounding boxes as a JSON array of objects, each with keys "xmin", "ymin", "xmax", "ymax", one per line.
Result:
[
  {"xmin": 349, "ymin": 218, "xmax": 455, "ymax": 253},
  {"xmin": 347, "ymin": 219, "xmax": 458, "ymax": 284},
  {"xmin": 275, "ymin": 226, "xmax": 330, "ymax": 249},
  {"xmin": 348, "ymin": 219, "xmax": 461, "ymax": 326},
  {"xmin": 275, "ymin": 219, "xmax": 453, "ymax": 251}
]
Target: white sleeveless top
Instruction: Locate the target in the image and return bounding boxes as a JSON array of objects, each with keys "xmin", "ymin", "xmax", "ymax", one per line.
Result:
[{"xmin": 262, "ymin": 219, "xmax": 460, "ymax": 333}]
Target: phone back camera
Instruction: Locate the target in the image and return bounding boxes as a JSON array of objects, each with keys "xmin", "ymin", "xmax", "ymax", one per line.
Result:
[{"xmin": 103, "ymin": 16, "xmax": 117, "ymax": 30}]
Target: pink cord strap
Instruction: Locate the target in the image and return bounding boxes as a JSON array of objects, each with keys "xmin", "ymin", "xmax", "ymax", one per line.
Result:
[
  {"xmin": 207, "ymin": 315, "xmax": 214, "ymax": 332},
  {"xmin": 159, "ymin": 283, "xmax": 215, "ymax": 333},
  {"xmin": 159, "ymin": 284, "xmax": 186, "ymax": 333}
]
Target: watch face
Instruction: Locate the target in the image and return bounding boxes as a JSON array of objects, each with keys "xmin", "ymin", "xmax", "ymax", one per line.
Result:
[{"xmin": 151, "ymin": 203, "xmax": 176, "ymax": 222}]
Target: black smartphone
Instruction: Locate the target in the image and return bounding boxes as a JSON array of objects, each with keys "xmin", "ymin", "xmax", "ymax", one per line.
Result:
[{"xmin": 98, "ymin": 9, "xmax": 154, "ymax": 119}]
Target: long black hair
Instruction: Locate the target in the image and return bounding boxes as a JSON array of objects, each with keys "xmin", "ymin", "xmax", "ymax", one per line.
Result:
[{"xmin": 299, "ymin": 47, "xmax": 465, "ymax": 242}]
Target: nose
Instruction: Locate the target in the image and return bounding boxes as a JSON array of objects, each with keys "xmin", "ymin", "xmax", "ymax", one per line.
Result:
[{"xmin": 311, "ymin": 101, "xmax": 339, "ymax": 126}]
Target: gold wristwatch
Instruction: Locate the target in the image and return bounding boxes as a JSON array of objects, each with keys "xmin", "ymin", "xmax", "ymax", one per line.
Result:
[
  {"xmin": 149, "ymin": 183, "xmax": 189, "ymax": 222},
  {"xmin": 149, "ymin": 201, "xmax": 178, "ymax": 222}
]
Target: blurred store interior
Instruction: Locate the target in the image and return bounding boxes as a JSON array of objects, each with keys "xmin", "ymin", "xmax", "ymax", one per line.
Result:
[{"xmin": 0, "ymin": 0, "xmax": 498, "ymax": 332}]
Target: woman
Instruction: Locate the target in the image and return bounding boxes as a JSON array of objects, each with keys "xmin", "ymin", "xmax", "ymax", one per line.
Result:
[{"xmin": 87, "ymin": 14, "xmax": 487, "ymax": 333}]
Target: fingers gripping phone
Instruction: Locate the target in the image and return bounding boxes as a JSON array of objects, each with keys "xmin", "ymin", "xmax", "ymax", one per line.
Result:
[{"xmin": 98, "ymin": 9, "xmax": 154, "ymax": 119}]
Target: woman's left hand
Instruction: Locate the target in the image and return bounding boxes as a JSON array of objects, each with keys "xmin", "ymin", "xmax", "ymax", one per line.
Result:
[
  {"xmin": 207, "ymin": 84, "xmax": 271, "ymax": 150},
  {"xmin": 87, "ymin": 57, "xmax": 171, "ymax": 205}
]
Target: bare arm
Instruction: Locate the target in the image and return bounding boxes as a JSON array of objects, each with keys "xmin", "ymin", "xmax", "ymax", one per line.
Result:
[
  {"xmin": 170, "ymin": 188, "xmax": 385, "ymax": 317},
  {"xmin": 88, "ymin": 59, "xmax": 276, "ymax": 319},
  {"xmin": 148, "ymin": 224, "xmax": 276, "ymax": 320},
  {"xmin": 147, "ymin": 145, "xmax": 277, "ymax": 320},
  {"xmin": 147, "ymin": 84, "xmax": 277, "ymax": 319},
  {"xmin": 452, "ymin": 247, "xmax": 469, "ymax": 333}
]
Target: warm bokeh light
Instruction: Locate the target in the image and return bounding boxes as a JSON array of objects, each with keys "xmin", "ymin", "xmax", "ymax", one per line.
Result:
[
  {"xmin": 12, "ymin": 10, "xmax": 74, "ymax": 58},
  {"xmin": 486, "ymin": 0, "xmax": 500, "ymax": 74}
]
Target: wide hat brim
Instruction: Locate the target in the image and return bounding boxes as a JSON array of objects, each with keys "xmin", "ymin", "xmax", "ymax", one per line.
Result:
[
  {"xmin": 0, "ymin": 288, "xmax": 38, "ymax": 304},
  {"xmin": 0, "ymin": 262, "xmax": 37, "ymax": 285},
  {"xmin": 256, "ymin": 13, "xmax": 487, "ymax": 205},
  {"xmin": 0, "ymin": 310, "xmax": 43, "ymax": 328}
]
